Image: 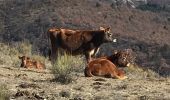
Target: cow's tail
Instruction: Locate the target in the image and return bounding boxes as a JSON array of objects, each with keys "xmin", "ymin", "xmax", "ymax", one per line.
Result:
[{"xmin": 84, "ymin": 67, "xmax": 93, "ymax": 77}]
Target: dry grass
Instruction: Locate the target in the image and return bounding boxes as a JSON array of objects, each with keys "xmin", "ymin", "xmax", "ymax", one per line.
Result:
[
  {"xmin": 52, "ymin": 52, "xmax": 84, "ymax": 84},
  {"xmin": 125, "ymin": 64, "xmax": 161, "ymax": 80},
  {"xmin": 0, "ymin": 43, "xmax": 19, "ymax": 67},
  {"xmin": 52, "ymin": 52, "xmax": 74, "ymax": 84},
  {"xmin": 0, "ymin": 84, "xmax": 9, "ymax": 100},
  {"xmin": 15, "ymin": 41, "xmax": 32, "ymax": 56},
  {"xmin": 0, "ymin": 43, "xmax": 169, "ymax": 99},
  {"xmin": 0, "ymin": 42, "xmax": 47, "ymax": 69},
  {"xmin": 31, "ymin": 55, "xmax": 46, "ymax": 64}
]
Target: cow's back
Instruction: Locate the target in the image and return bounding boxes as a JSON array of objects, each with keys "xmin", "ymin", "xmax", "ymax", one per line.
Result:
[{"xmin": 59, "ymin": 31, "xmax": 84, "ymax": 51}]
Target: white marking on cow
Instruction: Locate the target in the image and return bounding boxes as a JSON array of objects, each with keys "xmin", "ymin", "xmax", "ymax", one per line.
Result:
[
  {"xmin": 112, "ymin": 39, "xmax": 117, "ymax": 42},
  {"xmin": 121, "ymin": 76, "xmax": 128, "ymax": 80},
  {"xmin": 94, "ymin": 48, "xmax": 100, "ymax": 56},
  {"xmin": 89, "ymin": 49, "xmax": 95, "ymax": 56}
]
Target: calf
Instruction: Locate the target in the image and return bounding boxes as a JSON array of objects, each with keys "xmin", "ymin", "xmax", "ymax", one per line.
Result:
[
  {"xmin": 84, "ymin": 58, "xmax": 127, "ymax": 80},
  {"xmin": 18, "ymin": 56, "xmax": 45, "ymax": 69},
  {"xmin": 47, "ymin": 27, "xmax": 115, "ymax": 63}
]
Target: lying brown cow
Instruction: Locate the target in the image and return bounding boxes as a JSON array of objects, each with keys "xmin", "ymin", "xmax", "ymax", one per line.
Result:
[
  {"xmin": 84, "ymin": 58, "xmax": 128, "ymax": 80},
  {"xmin": 47, "ymin": 27, "xmax": 115, "ymax": 63},
  {"xmin": 18, "ymin": 56, "xmax": 45, "ymax": 69},
  {"xmin": 84, "ymin": 49, "xmax": 133, "ymax": 79}
]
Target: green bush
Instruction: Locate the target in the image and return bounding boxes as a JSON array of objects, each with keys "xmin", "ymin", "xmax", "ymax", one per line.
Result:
[{"xmin": 52, "ymin": 52, "xmax": 75, "ymax": 84}]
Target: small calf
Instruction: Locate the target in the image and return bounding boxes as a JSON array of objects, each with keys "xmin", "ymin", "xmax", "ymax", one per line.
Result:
[{"xmin": 18, "ymin": 56, "xmax": 45, "ymax": 69}]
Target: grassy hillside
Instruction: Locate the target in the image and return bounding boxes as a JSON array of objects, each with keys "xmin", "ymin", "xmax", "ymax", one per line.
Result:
[{"xmin": 0, "ymin": 0, "xmax": 170, "ymax": 99}]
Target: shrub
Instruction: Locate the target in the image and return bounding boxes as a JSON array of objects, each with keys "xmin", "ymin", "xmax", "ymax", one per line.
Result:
[
  {"xmin": 16, "ymin": 41, "xmax": 32, "ymax": 56},
  {"xmin": 0, "ymin": 43, "xmax": 20, "ymax": 66},
  {"xmin": 52, "ymin": 52, "xmax": 75, "ymax": 84},
  {"xmin": 31, "ymin": 55, "xmax": 46, "ymax": 63}
]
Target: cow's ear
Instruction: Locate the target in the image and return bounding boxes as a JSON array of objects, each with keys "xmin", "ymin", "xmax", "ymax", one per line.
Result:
[
  {"xmin": 18, "ymin": 56, "xmax": 22, "ymax": 59},
  {"xmin": 100, "ymin": 27, "xmax": 105, "ymax": 30}
]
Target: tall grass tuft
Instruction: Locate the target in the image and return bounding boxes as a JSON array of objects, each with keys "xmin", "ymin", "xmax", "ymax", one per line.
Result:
[
  {"xmin": 52, "ymin": 52, "xmax": 75, "ymax": 84},
  {"xmin": 16, "ymin": 41, "xmax": 32, "ymax": 56},
  {"xmin": 0, "ymin": 84, "xmax": 10, "ymax": 100}
]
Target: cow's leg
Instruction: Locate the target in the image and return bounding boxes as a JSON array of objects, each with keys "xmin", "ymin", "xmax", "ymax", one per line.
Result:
[
  {"xmin": 48, "ymin": 49, "xmax": 51, "ymax": 60},
  {"xmin": 50, "ymin": 40, "xmax": 58, "ymax": 63},
  {"xmin": 92, "ymin": 47, "xmax": 100, "ymax": 58},
  {"xmin": 84, "ymin": 67, "xmax": 94, "ymax": 77},
  {"xmin": 51, "ymin": 46, "xmax": 58, "ymax": 64},
  {"xmin": 85, "ymin": 52, "xmax": 91, "ymax": 63},
  {"xmin": 85, "ymin": 48, "xmax": 98, "ymax": 63}
]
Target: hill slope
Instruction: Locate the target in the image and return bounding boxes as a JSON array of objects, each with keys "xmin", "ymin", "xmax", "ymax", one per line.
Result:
[{"xmin": 1, "ymin": 0, "xmax": 170, "ymax": 75}]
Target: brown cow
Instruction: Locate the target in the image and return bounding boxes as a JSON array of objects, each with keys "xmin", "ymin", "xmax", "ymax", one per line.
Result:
[
  {"xmin": 47, "ymin": 27, "xmax": 115, "ymax": 63},
  {"xmin": 84, "ymin": 49, "xmax": 134, "ymax": 79},
  {"xmin": 18, "ymin": 56, "xmax": 45, "ymax": 70},
  {"xmin": 84, "ymin": 58, "xmax": 128, "ymax": 80}
]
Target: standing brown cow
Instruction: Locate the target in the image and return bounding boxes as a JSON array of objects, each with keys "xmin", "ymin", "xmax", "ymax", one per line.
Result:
[{"xmin": 47, "ymin": 27, "xmax": 115, "ymax": 63}]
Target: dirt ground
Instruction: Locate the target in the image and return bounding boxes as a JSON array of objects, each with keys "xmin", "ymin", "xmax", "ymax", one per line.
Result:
[{"xmin": 0, "ymin": 60, "xmax": 170, "ymax": 100}]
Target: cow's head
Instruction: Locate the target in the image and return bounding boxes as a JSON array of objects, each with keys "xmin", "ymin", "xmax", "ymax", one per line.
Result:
[
  {"xmin": 112, "ymin": 49, "xmax": 135, "ymax": 67},
  {"xmin": 18, "ymin": 56, "xmax": 30, "ymax": 67},
  {"xmin": 100, "ymin": 27, "xmax": 114, "ymax": 42}
]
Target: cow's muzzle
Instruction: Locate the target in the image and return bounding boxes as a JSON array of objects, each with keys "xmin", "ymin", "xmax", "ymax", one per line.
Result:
[{"xmin": 112, "ymin": 38, "xmax": 117, "ymax": 43}]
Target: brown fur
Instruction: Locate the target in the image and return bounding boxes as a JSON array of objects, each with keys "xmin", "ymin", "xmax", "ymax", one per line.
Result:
[
  {"xmin": 84, "ymin": 58, "xmax": 127, "ymax": 80},
  {"xmin": 47, "ymin": 27, "xmax": 114, "ymax": 63},
  {"xmin": 18, "ymin": 56, "xmax": 45, "ymax": 70}
]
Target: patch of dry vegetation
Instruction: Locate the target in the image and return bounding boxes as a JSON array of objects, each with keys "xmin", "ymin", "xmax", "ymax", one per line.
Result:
[
  {"xmin": 52, "ymin": 52, "xmax": 84, "ymax": 84},
  {"xmin": 0, "ymin": 84, "xmax": 10, "ymax": 100},
  {"xmin": 0, "ymin": 42, "xmax": 47, "ymax": 69},
  {"xmin": 0, "ymin": 43, "xmax": 20, "ymax": 67},
  {"xmin": 125, "ymin": 64, "xmax": 161, "ymax": 80},
  {"xmin": 0, "ymin": 0, "xmax": 170, "ymax": 76}
]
